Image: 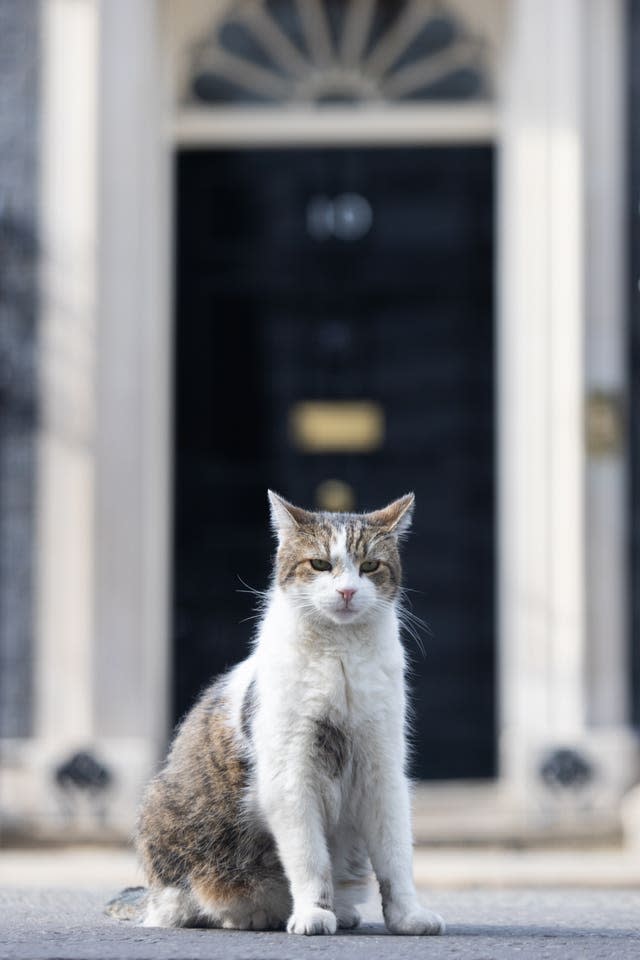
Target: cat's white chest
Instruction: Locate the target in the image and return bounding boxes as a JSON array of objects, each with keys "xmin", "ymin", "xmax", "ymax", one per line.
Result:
[
  {"xmin": 305, "ymin": 638, "xmax": 404, "ymax": 738},
  {"xmin": 256, "ymin": 596, "xmax": 405, "ymax": 755}
]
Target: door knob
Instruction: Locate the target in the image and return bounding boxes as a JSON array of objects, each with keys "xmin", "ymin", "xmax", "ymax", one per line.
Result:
[
  {"xmin": 315, "ymin": 479, "xmax": 355, "ymax": 512},
  {"xmin": 306, "ymin": 193, "xmax": 372, "ymax": 241}
]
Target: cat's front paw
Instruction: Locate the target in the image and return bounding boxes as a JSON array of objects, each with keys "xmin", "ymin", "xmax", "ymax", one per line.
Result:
[
  {"xmin": 385, "ymin": 905, "xmax": 445, "ymax": 936},
  {"xmin": 287, "ymin": 906, "xmax": 337, "ymax": 936}
]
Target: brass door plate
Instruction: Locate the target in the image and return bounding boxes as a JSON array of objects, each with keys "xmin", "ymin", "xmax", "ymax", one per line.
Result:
[
  {"xmin": 289, "ymin": 400, "xmax": 385, "ymax": 453},
  {"xmin": 585, "ymin": 391, "xmax": 625, "ymax": 457}
]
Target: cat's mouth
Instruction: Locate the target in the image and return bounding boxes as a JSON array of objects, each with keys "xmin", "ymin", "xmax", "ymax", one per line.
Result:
[
  {"xmin": 329, "ymin": 604, "xmax": 362, "ymax": 622},
  {"xmin": 306, "ymin": 598, "xmax": 368, "ymax": 624}
]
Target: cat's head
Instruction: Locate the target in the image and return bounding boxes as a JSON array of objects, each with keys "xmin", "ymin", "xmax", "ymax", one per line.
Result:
[{"xmin": 268, "ymin": 490, "xmax": 414, "ymax": 626}]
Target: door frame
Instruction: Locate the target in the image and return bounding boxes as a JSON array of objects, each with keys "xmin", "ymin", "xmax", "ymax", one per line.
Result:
[{"xmin": 630, "ymin": 0, "xmax": 640, "ymax": 729}]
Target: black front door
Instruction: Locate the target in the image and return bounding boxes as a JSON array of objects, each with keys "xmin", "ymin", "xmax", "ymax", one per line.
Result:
[{"xmin": 174, "ymin": 146, "xmax": 495, "ymax": 779}]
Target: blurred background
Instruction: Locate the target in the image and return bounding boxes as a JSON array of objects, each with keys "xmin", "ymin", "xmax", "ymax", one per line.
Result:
[{"xmin": 1, "ymin": 0, "xmax": 640, "ymax": 867}]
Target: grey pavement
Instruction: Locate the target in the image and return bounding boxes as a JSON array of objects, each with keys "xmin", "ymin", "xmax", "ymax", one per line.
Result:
[{"xmin": 1, "ymin": 887, "xmax": 640, "ymax": 959}]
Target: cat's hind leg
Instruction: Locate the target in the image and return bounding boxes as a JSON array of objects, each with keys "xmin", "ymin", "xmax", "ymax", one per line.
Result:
[
  {"xmin": 332, "ymin": 838, "xmax": 371, "ymax": 930},
  {"xmin": 334, "ymin": 884, "xmax": 365, "ymax": 930},
  {"xmin": 189, "ymin": 877, "xmax": 291, "ymax": 931},
  {"xmin": 218, "ymin": 904, "xmax": 283, "ymax": 931},
  {"xmin": 142, "ymin": 886, "xmax": 208, "ymax": 928}
]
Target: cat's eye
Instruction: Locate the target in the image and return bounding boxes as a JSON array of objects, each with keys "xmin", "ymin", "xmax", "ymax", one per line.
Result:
[
  {"xmin": 310, "ymin": 558, "xmax": 332, "ymax": 572},
  {"xmin": 360, "ymin": 560, "xmax": 380, "ymax": 574}
]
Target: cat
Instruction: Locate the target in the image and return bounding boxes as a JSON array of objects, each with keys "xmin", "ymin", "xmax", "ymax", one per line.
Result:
[{"xmin": 106, "ymin": 491, "xmax": 445, "ymax": 936}]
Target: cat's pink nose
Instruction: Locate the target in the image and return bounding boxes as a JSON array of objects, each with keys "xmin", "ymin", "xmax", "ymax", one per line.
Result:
[{"xmin": 337, "ymin": 588, "xmax": 357, "ymax": 605}]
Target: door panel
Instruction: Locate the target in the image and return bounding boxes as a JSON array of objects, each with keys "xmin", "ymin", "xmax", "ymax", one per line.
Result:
[{"xmin": 174, "ymin": 146, "xmax": 495, "ymax": 779}]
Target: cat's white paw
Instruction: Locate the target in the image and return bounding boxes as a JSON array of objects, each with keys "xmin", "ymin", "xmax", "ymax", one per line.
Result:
[
  {"xmin": 336, "ymin": 905, "xmax": 361, "ymax": 929},
  {"xmin": 287, "ymin": 906, "xmax": 337, "ymax": 935},
  {"xmin": 385, "ymin": 905, "xmax": 445, "ymax": 936}
]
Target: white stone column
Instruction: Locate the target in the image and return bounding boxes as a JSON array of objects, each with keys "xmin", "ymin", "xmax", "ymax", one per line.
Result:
[
  {"xmin": 36, "ymin": 0, "xmax": 97, "ymax": 744},
  {"xmin": 498, "ymin": 0, "xmax": 586, "ymax": 794},
  {"xmin": 93, "ymin": 0, "xmax": 172, "ymax": 826}
]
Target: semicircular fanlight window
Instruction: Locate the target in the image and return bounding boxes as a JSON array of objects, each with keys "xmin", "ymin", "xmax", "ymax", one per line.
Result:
[{"xmin": 189, "ymin": 0, "xmax": 490, "ymax": 105}]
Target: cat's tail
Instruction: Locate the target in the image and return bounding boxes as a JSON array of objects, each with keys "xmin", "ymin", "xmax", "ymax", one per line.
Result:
[{"xmin": 104, "ymin": 886, "xmax": 149, "ymax": 921}]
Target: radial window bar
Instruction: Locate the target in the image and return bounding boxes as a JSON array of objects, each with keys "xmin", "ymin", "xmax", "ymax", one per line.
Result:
[{"xmin": 188, "ymin": 0, "xmax": 490, "ymax": 105}]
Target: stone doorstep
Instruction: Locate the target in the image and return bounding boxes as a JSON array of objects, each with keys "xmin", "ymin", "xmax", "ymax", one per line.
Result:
[
  {"xmin": 412, "ymin": 847, "xmax": 640, "ymax": 889},
  {"xmin": 410, "ymin": 780, "xmax": 627, "ymax": 848},
  {"xmin": 1, "ymin": 780, "xmax": 626, "ymax": 850},
  {"xmin": 1, "ymin": 844, "xmax": 640, "ymax": 892},
  {"xmin": 0, "ymin": 846, "xmax": 143, "ymax": 891}
]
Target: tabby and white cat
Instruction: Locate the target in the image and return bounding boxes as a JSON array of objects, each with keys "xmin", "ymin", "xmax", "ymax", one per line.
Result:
[{"xmin": 113, "ymin": 491, "xmax": 444, "ymax": 936}]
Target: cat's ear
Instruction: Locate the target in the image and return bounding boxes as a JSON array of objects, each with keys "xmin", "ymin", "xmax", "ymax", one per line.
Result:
[
  {"xmin": 268, "ymin": 490, "xmax": 313, "ymax": 537},
  {"xmin": 366, "ymin": 493, "xmax": 415, "ymax": 539}
]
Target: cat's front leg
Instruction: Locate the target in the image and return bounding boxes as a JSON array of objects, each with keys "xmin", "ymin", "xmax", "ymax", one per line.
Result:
[
  {"xmin": 260, "ymin": 771, "xmax": 337, "ymax": 935},
  {"xmin": 361, "ymin": 770, "xmax": 445, "ymax": 936}
]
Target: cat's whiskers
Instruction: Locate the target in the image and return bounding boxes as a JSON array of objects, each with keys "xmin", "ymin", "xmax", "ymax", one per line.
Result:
[
  {"xmin": 236, "ymin": 575, "xmax": 270, "ymax": 602},
  {"xmin": 239, "ymin": 613, "xmax": 263, "ymax": 624},
  {"xmin": 236, "ymin": 576, "xmax": 272, "ymax": 628},
  {"xmin": 375, "ymin": 595, "xmax": 430, "ymax": 658}
]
